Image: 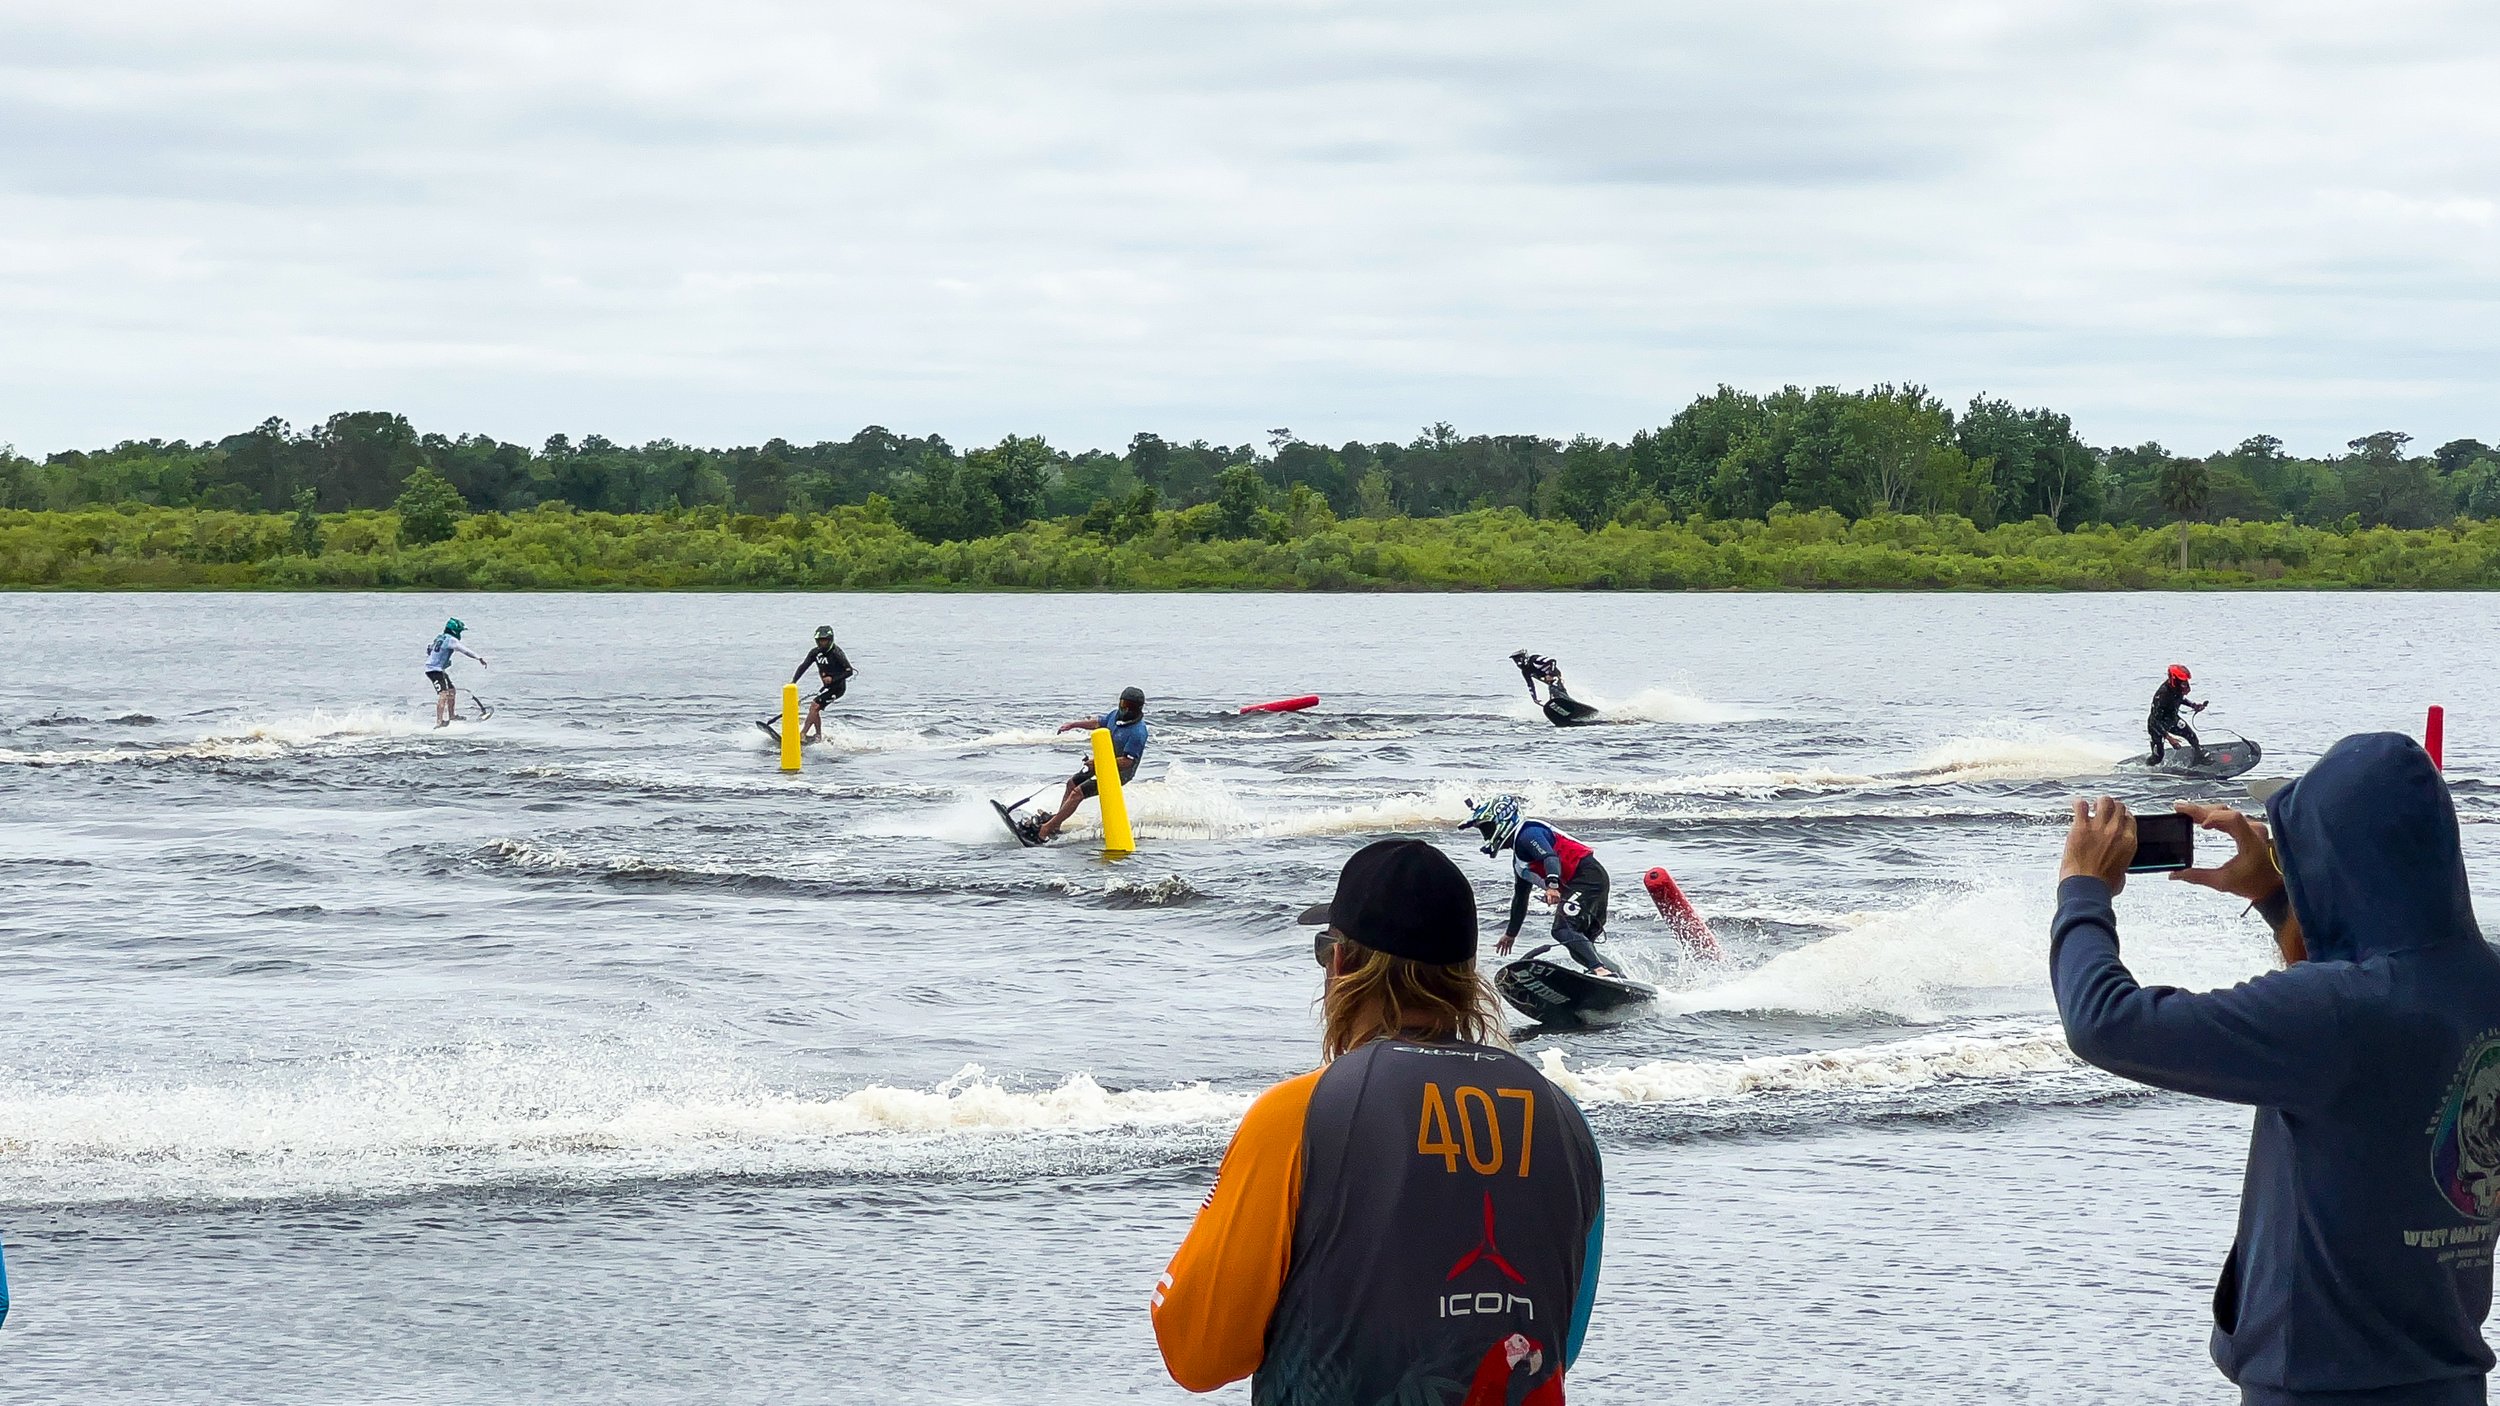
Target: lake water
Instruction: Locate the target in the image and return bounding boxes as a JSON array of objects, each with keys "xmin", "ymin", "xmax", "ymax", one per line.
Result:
[{"xmin": 3, "ymin": 590, "xmax": 2494, "ymax": 1403}]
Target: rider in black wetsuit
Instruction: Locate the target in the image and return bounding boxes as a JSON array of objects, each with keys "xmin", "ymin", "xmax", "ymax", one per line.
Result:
[
  {"xmin": 2148, "ymin": 663, "xmax": 2207, "ymax": 765},
  {"xmin": 1512, "ymin": 651, "xmax": 1566, "ymax": 705},
  {"xmin": 792, "ymin": 626, "xmax": 855, "ymax": 743}
]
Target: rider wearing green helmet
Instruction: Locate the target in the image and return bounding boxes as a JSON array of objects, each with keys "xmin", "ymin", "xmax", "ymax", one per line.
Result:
[
  {"xmin": 424, "ymin": 618, "xmax": 487, "ymax": 728},
  {"xmin": 791, "ymin": 625, "xmax": 856, "ymax": 743}
]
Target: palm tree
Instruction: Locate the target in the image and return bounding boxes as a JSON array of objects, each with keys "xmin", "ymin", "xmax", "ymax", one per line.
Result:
[{"xmin": 2155, "ymin": 457, "xmax": 2213, "ymax": 572}]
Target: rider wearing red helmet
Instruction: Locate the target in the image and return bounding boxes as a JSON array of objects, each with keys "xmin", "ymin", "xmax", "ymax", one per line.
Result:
[{"xmin": 2148, "ymin": 664, "xmax": 2208, "ymax": 765}]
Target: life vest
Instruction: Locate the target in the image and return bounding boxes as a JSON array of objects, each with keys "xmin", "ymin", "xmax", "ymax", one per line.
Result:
[{"xmin": 1518, "ymin": 822, "xmax": 1591, "ymax": 885}]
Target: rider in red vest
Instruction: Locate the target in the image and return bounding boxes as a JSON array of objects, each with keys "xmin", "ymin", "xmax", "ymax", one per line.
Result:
[{"xmin": 1463, "ymin": 795, "xmax": 1619, "ymax": 977}]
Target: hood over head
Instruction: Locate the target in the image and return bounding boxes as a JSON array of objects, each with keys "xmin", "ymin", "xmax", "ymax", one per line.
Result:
[{"xmin": 2264, "ymin": 732, "xmax": 2476, "ymax": 963}]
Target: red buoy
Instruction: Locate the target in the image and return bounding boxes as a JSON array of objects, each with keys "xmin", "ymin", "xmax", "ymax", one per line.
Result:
[
  {"xmin": 1644, "ymin": 866, "xmax": 1723, "ymax": 959},
  {"xmin": 1240, "ymin": 694, "xmax": 1320, "ymax": 715},
  {"xmin": 2428, "ymin": 705, "xmax": 2446, "ymax": 771}
]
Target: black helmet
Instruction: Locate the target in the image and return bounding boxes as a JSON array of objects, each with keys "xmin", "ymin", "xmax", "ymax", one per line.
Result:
[
  {"xmin": 815, "ymin": 625, "xmax": 835, "ymax": 642},
  {"xmin": 1118, "ymin": 686, "xmax": 1145, "ymax": 715}
]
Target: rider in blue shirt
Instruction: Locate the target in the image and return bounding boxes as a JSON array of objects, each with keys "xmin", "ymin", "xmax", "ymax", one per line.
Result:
[
  {"xmin": 1033, "ymin": 687, "xmax": 1150, "ymax": 842},
  {"xmin": 424, "ymin": 618, "xmax": 487, "ymax": 728}
]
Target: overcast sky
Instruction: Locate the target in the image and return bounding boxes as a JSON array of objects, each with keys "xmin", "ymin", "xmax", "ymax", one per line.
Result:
[{"xmin": 2, "ymin": 0, "xmax": 2494, "ymax": 457}]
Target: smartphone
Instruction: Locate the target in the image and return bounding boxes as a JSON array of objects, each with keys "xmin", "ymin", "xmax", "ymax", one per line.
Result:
[{"xmin": 2129, "ymin": 812, "xmax": 2195, "ymax": 873}]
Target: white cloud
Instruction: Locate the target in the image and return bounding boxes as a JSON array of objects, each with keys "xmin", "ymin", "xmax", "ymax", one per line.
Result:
[{"xmin": 0, "ymin": 0, "xmax": 2494, "ymax": 456}]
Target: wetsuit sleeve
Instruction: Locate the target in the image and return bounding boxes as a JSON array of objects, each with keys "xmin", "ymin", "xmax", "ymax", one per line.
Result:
[
  {"xmin": 1507, "ymin": 873, "xmax": 1530, "ymax": 937},
  {"xmin": 2049, "ymin": 876, "xmax": 2352, "ymax": 1109},
  {"xmin": 792, "ymin": 653, "xmax": 814, "ymax": 685},
  {"xmin": 1513, "ymin": 829, "xmax": 1560, "ymax": 891},
  {"xmin": 1153, "ymin": 1069, "xmax": 1319, "ymax": 1393},
  {"xmin": 832, "ymin": 646, "xmax": 853, "ymax": 678}
]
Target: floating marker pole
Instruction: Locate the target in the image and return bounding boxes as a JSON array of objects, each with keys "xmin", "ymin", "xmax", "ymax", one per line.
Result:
[
  {"xmin": 2428, "ymin": 705, "xmax": 2446, "ymax": 771},
  {"xmin": 1089, "ymin": 727, "xmax": 1135, "ymax": 854},
  {"xmin": 780, "ymin": 684, "xmax": 802, "ymax": 773},
  {"xmin": 1643, "ymin": 866, "xmax": 1723, "ymax": 960}
]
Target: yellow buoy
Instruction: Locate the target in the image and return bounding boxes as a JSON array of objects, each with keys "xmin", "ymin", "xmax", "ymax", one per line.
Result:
[
  {"xmin": 1090, "ymin": 727, "xmax": 1134, "ymax": 854},
  {"xmin": 781, "ymin": 683, "xmax": 802, "ymax": 772}
]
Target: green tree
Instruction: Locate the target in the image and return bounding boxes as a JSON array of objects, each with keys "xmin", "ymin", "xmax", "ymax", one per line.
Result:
[
  {"xmin": 393, "ymin": 465, "xmax": 467, "ymax": 545},
  {"xmin": 289, "ymin": 486, "xmax": 324, "ymax": 556},
  {"xmin": 1353, "ymin": 469, "xmax": 1396, "ymax": 519},
  {"xmin": 2434, "ymin": 438, "xmax": 2492, "ymax": 475},
  {"xmin": 2339, "ymin": 432, "xmax": 2448, "ymax": 528},
  {"xmin": 966, "ymin": 435, "xmax": 1058, "ymax": 527},
  {"xmin": 1213, "ymin": 465, "xmax": 1268, "ymax": 538},
  {"xmin": 2458, "ymin": 459, "xmax": 2500, "ymax": 518},
  {"xmin": 1548, "ymin": 435, "xmax": 1627, "ymax": 528},
  {"xmin": 2155, "ymin": 456, "xmax": 2212, "ymax": 570}
]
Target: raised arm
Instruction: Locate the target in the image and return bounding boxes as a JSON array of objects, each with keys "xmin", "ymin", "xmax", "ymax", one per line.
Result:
[{"xmin": 2050, "ymin": 799, "xmax": 2349, "ymax": 1109}]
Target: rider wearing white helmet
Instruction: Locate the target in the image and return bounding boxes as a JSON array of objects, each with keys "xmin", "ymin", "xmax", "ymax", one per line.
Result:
[{"xmin": 1461, "ymin": 795, "xmax": 1618, "ymax": 976}]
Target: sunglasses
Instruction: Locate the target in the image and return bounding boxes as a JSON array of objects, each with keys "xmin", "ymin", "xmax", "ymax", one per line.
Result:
[{"xmin": 1312, "ymin": 930, "xmax": 1340, "ymax": 968}]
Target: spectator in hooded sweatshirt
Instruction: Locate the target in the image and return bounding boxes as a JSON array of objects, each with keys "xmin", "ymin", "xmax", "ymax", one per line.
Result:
[{"xmin": 2052, "ymin": 732, "xmax": 2500, "ymax": 1406}]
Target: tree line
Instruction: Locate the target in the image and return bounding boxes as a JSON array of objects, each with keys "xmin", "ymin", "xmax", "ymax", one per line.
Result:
[
  {"xmin": 13, "ymin": 500, "xmax": 2500, "ymax": 591},
  {"xmin": 4, "ymin": 389, "xmax": 2496, "ymax": 546}
]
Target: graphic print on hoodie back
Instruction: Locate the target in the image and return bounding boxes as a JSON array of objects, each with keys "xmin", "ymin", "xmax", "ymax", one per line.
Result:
[{"xmin": 2053, "ymin": 733, "xmax": 2500, "ymax": 1404}]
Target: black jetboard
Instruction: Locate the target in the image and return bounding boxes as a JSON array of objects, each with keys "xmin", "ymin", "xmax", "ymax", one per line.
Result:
[
  {"xmin": 1542, "ymin": 692, "xmax": 1602, "ymax": 728},
  {"xmin": 1495, "ymin": 952, "xmax": 1657, "ymax": 1027},
  {"xmin": 992, "ymin": 800, "xmax": 1044, "ymax": 847},
  {"xmin": 755, "ymin": 719, "xmax": 781, "ymax": 746},
  {"xmin": 2143, "ymin": 735, "xmax": 2263, "ymax": 781}
]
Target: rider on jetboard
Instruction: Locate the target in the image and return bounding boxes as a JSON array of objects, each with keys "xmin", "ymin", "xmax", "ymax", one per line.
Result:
[
  {"xmin": 2148, "ymin": 664, "xmax": 2209, "ymax": 766},
  {"xmin": 424, "ymin": 618, "xmax": 487, "ymax": 729},
  {"xmin": 1029, "ymin": 687, "xmax": 1150, "ymax": 842},
  {"xmin": 1511, "ymin": 651, "xmax": 1568, "ymax": 707},
  {"xmin": 791, "ymin": 625, "xmax": 856, "ymax": 744},
  {"xmin": 1464, "ymin": 794, "xmax": 1620, "ymax": 977}
]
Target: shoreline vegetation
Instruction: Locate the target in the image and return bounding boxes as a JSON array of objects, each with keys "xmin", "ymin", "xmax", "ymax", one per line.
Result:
[
  {"xmin": 15, "ymin": 502, "xmax": 2500, "ymax": 590},
  {"xmin": 7, "ymin": 389, "xmax": 2498, "ymax": 589}
]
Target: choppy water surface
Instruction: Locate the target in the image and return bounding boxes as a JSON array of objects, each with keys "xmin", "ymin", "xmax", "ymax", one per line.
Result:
[{"xmin": 4, "ymin": 591, "xmax": 2494, "ymax": 1403}]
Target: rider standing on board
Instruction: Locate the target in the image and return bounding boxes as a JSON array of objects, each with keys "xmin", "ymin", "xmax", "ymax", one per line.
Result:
[
  {"xmin": 1465, "ymin": 795, "xmax": 1620, "ymax": 977},
  {"xmin": 791, "ymin": 625, "xmax": 855, "ymax": 744},
  {"xmin": 425, "ymin": 618, "xmax": 486, "ymax": 728},
  {"xmin": 2148, "ymin": 664, "xmax": 2208, "ymax": 766},
  {"xmin": 1031, "ymin": 687, "xmax": 1150, "ymax": 842}
]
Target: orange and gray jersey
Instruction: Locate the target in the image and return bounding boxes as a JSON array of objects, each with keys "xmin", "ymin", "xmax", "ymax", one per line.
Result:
[{"xmin": 1152, "ymin": 1038, "xmax": 1604, "ymax": 1405}]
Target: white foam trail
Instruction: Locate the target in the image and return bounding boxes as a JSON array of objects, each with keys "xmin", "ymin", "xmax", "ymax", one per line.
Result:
[
  {"xmin": 1540, "ymin": 1024, "xmax": 2090, "ymax": 1104},
  {"xmin": 203, "ymin": 710, "xmax": 439, "ymax": 748},
  {"xmin": 0, "ymin": 1024, "xmax": 2128, "ymax": 1204},
  {"xmin": 1031, "ymin": 772, "xmax": 1626, "ymax": 843},
  {"xmin": 1599, "ymin": 731, "xmax": 2126, "ymax": 799},
  {"xmin": 805, "ymin": 720, "xmax": 942, "ymax": 753},
  {"xmin": 1665, "ymin": 880, "xmax": 2281, "ymax": 1022},
  {"xmin": 1905, "ymin": 733, "xmax": 2130, "ymax": 782},
  {"xmin": 1664, "ymin": 887, "xmax": 2050, "ymax": 1021},
  {"xmin": 959, "ymin": 726, "xmax": 1067, "ymax": 749},
  {"xmin": 1590, "ymin": 686, "xmax": 1748, "ymax": 725},
  {"xmin": 1501, "ymin": 684, "xmax": 1741, "ymax": 725},
  {"xmin": 0, "ymin": 709, "xmax": 443, "ymax": 766},
  {"xmin": 0, "ymin": 1045, "xmax": 1250, "ymax": 1204}
]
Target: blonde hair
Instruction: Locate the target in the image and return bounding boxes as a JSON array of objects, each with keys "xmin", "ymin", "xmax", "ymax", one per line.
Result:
[{"xmin": 1321, "ymin": 939, "xmax": 1509, "ymax": 1061}]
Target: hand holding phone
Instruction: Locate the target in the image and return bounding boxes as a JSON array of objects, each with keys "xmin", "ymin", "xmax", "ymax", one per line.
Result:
[{"xmin": 2128, "ymin": 812, "xmax": 2195, "ymax": 873}]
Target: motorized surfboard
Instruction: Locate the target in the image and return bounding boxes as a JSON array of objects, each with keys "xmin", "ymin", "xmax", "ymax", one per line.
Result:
[
  {"xmin": 1542, "ymin": 692, "xmax": 1603, "ymax": 728},
  {"xmin": 2140, "ymin": 733, "xmax": 2263, "ymax": 781},
  {"xmin": 992, "ymin": 800, "xmax": 1044, "ymax": 847},
  {"xmin": 1495, "ymin": 946, "xmax": 1658, "ymax": 1027}
]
